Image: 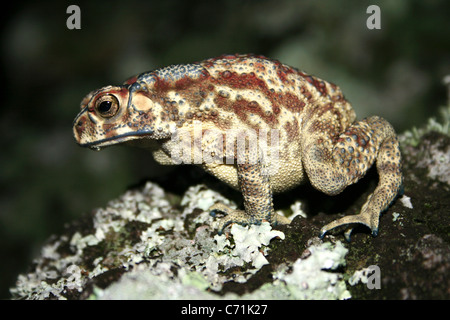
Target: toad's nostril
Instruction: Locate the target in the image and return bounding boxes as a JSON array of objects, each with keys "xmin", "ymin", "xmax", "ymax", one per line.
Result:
[{"xmin": 74, "ymin": 119, "xmax": 85, "ymax": 138}]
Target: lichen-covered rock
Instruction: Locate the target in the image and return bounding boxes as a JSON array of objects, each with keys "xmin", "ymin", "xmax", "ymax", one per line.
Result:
[
  {"xmin": 10, "ymin": 182, "xmax": 350, "ymax": 300},
  {"xmin": 400, "ymin": 102, "xmax": 450, "ymax": 186},
  {"xmin": 92, "ymin": 240, "xmax": 350, "ymax": 300}
]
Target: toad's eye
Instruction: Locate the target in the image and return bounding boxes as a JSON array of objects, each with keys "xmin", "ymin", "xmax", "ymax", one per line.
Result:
[{"xmin": 95, "ymin": 94, "xmax": 119, "ymax": 118}]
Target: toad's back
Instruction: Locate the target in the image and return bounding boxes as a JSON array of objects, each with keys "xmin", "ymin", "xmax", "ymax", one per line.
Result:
[{"xmin": 134, "ymin": 54, "xmax": 356, "ymax": 135}]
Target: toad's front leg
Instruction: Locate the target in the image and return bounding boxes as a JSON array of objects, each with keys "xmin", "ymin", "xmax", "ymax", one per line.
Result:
[{"xmin": 209, "ymin": 153, "xmax": 290, "ymax": 234}]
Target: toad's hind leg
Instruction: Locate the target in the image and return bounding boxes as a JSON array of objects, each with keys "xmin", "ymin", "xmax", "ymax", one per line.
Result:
[{"xmin": 302, "ymin": 116, "xmax": 402, "ymax": 239}]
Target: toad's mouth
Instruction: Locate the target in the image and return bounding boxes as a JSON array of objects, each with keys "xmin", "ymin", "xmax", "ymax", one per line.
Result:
[{"xmin": 79, "ymin": 131, "xmax": 156, "ymax": 151}]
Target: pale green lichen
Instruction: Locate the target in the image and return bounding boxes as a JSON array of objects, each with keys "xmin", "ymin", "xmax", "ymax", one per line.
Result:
[
  {"xmin": 289, "ymin": 200, "xmax": 307, "ymax": 219},
  {"xmin": 227, "ymin": 222, "xmax": 285, "ymax": 269},
  {"xmin": 237, "ymin": 240, "xmax": 351, "ymax": 300},
  {"xmin": 91, "ymin": 240, "xmax": 350, "ymax": 300},
  {"xmin": 11, "ymin": 182, "xmax": 351, "ymax": 300},
  {"xmin": 400, "ymin": 195, "xmax": 413, "ymax": 209},
  {"xmin": 399, "ymin": 82, "xmax": 450, "ymax": 186},
  {"xmin": 415, "ymin": 139, "xmax": 450, "ymax": 185},
  {"xmin": 272, "ymin": 241, "xmax": 350, "ymax": 300},
  {"xmin": 92, "ymin": 267, "xmax": 218, "ymax": 300},
  {"xmin": 400, "ymin": 102, "xmax": 450, "ymax": 147},
  {"xmin": 348, "ymin": 265, "xmax": 381, "ymax": 288}
]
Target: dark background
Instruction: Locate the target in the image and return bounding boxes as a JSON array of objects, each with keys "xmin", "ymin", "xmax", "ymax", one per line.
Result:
[{"xmin": 1, "ymin": 0, "xmax": 448, "ymax": 299}]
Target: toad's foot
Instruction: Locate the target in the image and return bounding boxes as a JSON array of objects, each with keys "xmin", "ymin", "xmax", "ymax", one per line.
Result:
[
  {"xmin": 209, "ymin": 203, "xmax": 290, "ymax": 234},
  {"xmin": 319, "ymin": 204, "xmax": 380, "ymax": 241}
]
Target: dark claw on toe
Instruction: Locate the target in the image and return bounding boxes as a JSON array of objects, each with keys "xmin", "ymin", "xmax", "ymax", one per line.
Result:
[
  {"xmin": 209, "ymin": 210, "xmax": 218, "ymax": 217},
  {"xmin": 217, "ymin": 220, "xmax": 234, "ymax": 235},
  {"xmin": 398, "ymin": 184, "xmax": 404, "ymax": 196},
  {"xmin": 371, "ymin": 228, "xmax": 379, "ymax": 237}
]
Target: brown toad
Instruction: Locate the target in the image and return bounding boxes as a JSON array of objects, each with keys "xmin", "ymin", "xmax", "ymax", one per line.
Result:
[{"xmin": 73, "ymin": 54, "xmax": 402, "ymax": 240}]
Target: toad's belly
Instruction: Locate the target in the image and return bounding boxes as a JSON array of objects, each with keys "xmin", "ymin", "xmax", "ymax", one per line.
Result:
[{"xmin": 202, "ymin": 157, "xmax": 305, "ymax": 193}]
